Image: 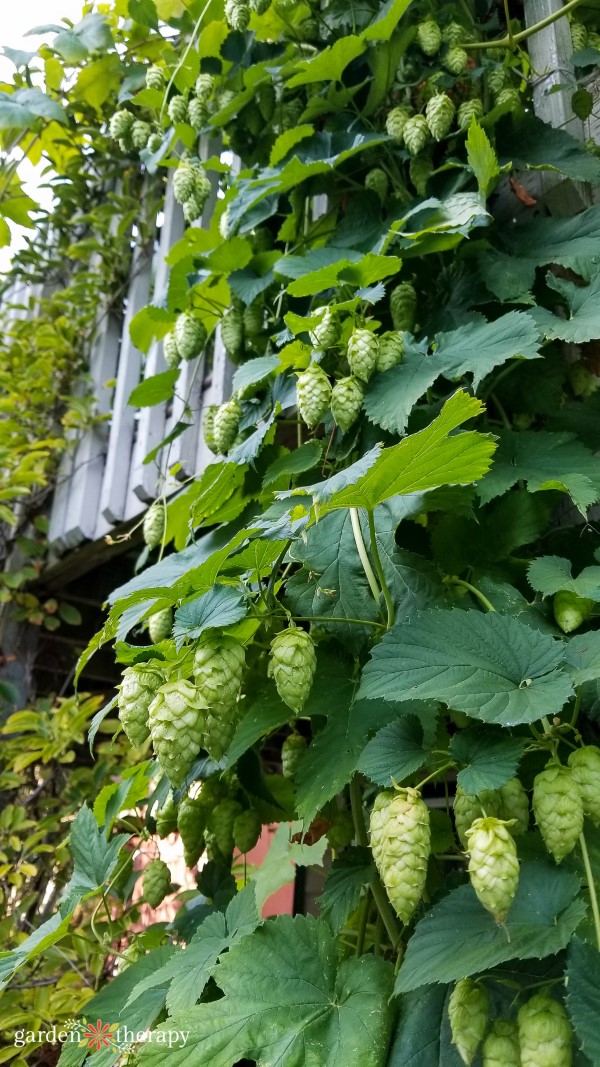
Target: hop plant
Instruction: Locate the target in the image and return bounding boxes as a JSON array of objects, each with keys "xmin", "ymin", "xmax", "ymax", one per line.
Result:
[
  {"xmin": 390, "ymin": 281, "xmax": 417, "ymax": 332},
  {"xmin": 518, "ymin": 993, "xmax": 573, "ymax": 1067},
  {"xmin": 213, "ymin": 398, "xmax": 242, "ymax": 454},
  {"xmin": 385, "ymin": 105, "xmax": 413, "ymax": 143},
  {"xmin": 281, "ymin": 733, "xmax": 307, "ymax": 778},
  {"xmin": 297, "ymin": 364, "xmax": 332, "ymax": 429},
  {"xmin": 269, "ymin": 627, "xmax": 317, "ymax": 713},
  {"xmin": 175, "ymin": 312, "xmax": 207, "ymax": 361},
  {"xmin": 553, "ymin": 589, "xmax": 593, "ymax": 633},
  {"xmin": 498, "ymin": 778, "xmax": 529, "ymax": 835},
  {"xmin": 448, "ymin": 978, "xmax": 489, "ymax": 1066},
  {"xmin": 195, "ymin": 73, "xmax": 215, "ymax": 99},
  {"xmin": 143, "ymin": 501, "xmax": 165, "ymax": 549},
  {"xmin": 482, "ymin": 1019, "xmax": 520, "ymax": 1067},
  {"xmin": 118, "ymin": 664, "xmax": 164, "ymax": 747},
  {"xmin": 163, "ymin": 331, "xmax": 180, "ymax": 369},
  {"xmin": 444, "ymin": 46, "xmax": 469, "ymax": 74},
  {"xmin": 417, "ymin": 18, "xmax": 442, "ymax": 56},
  {"xmin": 347, "ymin": 328, "xmax": 379, "ymax": 382},
  {"xmin": 193, "ymin": 634, "xmax": 245, "ymax": 706},
  {"xmin": 188, "ymin": 97, "xmax": 209, "ymax": 132},
  {"xmin": 148, "ymin": 679, "xmax": 208, "ymax": 787},
  {"xmin": 425, "ymin": 93, "xmax": 455, "ymax": 140},
  {"xmin": 457, "ymin": 98, "xmax": 484, "ymax": 130},
  {"xmin": 234, "ymin": 809, "xmax": 262, "ymax": 853},
  {"xmin": 221, "ymin": 307, "xmax": 244, "ymax": 359},
  {"xmin": 203, "ymin": 405, "xmax": 219, "ymax": 453},
  {"xmin": 365, "ymin": 168, "xmax": 389, "ymax": 202},
  {"xmin": 148, "ymin": 607, "xmax": 172, "ymax": 644},
  {"xmin": 168, "ymin": 95, "xmax": 188, "ymax": 125},
  {"xmin": 403, "ymin": 115, "xmax": 430, "ymax": 156},
  {"xmin": 109, "ymin": 109, "xmax": 133, "ymax": 141},
  {"xmin": 225, "ymin": 0, "xmax": 250, "ymax": 31},
  {"xmin": 209, "ymin": 798, "xmax": 243, "ymax": 856},
  {"xmin": 177, "ymin": 794, "xmax": 207, "ymax": 867},
  {"xmin": 243, "ymin": 302, "xmax": 264, "ymax": 337},
  {"xmin": 465, "ymin": 817, "xmax": 519, "ymax": 923},
  {"xmin": 173, "ymin": 162, "xmax": 196, "ymax": 204},
  {"xmin": 331, "ymin": 376, "xmax": 364, "ymax": 431},
  {"xmin": 409, "ymin": 150, "xmax": 434, "ymax": 195},
  {"xmin": 376, "ymin": 331, "xmax": 404, "ymax": 373},
  {"xmin": 454, "ymin": 786, "xmax": 501, "ymax": 847},
  {"xmin": 145, "ymin": 65, "xmax": 164, "ymax": 90},
  {"xmin": 143, "ymin": 858, "xmax": 171, "ymax": 908},
  {"xmin": 309, "ymin": 307, "xmax": 339, "ymax": 349},
  {"xmin": 369, "ymin": 787, "xmax": 431, "ymax": 924},
  {"xmin": 155, "ymin": 792, "xmax": 178, "ymax": 837},
  {"xmin": 570, "ymin": 19, "xmax": 588, "ymax": 51},
  {"xmin": 533, "ymin": 762, "xmax": 583, "ymax": 862},
  {"xmin": 568, "ymin": 746, "xmax": 600, "ymax": 824}
]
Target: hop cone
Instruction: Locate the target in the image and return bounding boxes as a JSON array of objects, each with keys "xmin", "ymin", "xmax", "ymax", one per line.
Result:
[
  {"xmin": 445, "ymin": 46, "xmax": 469, "ymax": 74},
  {"xmin": 148, "ymin": 607, "xmax": 172, "ymax": 644},
  {"xmin": 193, "ymin": 635, "xmax": 245, "ymax": 706},
  {"xmin": 281, "ymin": 733, "xmax": 307, "ymax": 778},
  {"xmin": 203, "ymin": 404, "xmax": 219, "ymax": 453},
  {"xmin": 188, "ymin": 97, "xmax": 209, "ymax": 132},
  {"xmin": 327, "ymin": 810, "xmax": 354, "ymax": 850},
  {"xmin": 457, "ymin": 98, "xmax": 484, "ymax": 130},
  {"xmin": 131, "ymin": 120, "xmax": 151, "ymax": 150},
  {"xmin": 269, "ymin": 627, "xmax": 317, "ymax": 713},
  {"xmin": 143, "ymin": 858, "xmax": 171, "ymax": 908},
  {"xmin": 146, "ymin": 65, "xmax": 164, "ymax": 90},
  {"xmin": 168, "ymin": 95, "xmax": 188, "ymax": 124},
  {"xmin": 454, "ymin": 785, "xmax": 501, "ymax": 848},
  {"xmin": 376, "ymin": 331, "xmax": 404, "ymax": 373},
  {"xmin": 195, "ymin": 73, "xmax": 214, "ymax": 100},
  {"xmin": 173, "ymin": 162, "xmax": 196, "ymax": 204},
  {"xmin": 297, "ymin": 364, "xmax": 332, "ymax": 429},
  {"xmin": 365, "ymin": 168, "xmax": 388, "ymax": 202},
  {"xmin": 163, "ymin": 331, "xmax": 180, "ymax": 369},
  {"xmin": 147, "ymin": 133, "xmax": 163, "ymax": 154},
  {"xmin": 225, "ymin": 0, "xmax": 250, "ymax": 31},
  {"xmin": 281, "ymin": 98, "xmax": 304, "ymax": 130},
  {"xmin": 148, "ymin": 679, "xmax": 208, "ymax": 787},
  {"xmin": 234, "ymin": 809, "xmax": 262, "ymax": 853},
  {"xmin": 369, "ymin": 788, "xmax": 431, "ymax": 924},
  {"xmin": 177, "ymin": 794, "xmax": 207, "ymax": 867},
  {"xmin": 251, "ymin": 0, "xmax": 271, "ymax": 11},
  {"xmin": 498, "ymin": 778, "xmax": 529, "ymax": 835},
  {"xmin": 568, "ymin": 746, "xmax": 600, "ymax": 824},
  {"xmin": 553, "ymin": 589, "xmax": 593, "ymax": 633},
  {"xmin": 209, "ymin": 798, "xmax": 243, "ymax": 857},
  {"xmin": 347, "ymin": 328, "xmax": 379, "ymax": 382},
  {"xmin": 243, "ymin": 302, "xmax": 264, "ymax": 337},
  {"xmin": 533, "ymin": 763, "xmax": 583, "ymax": 862},
  {"xmin": 390, "ymin": 281, "xmax": 417, "ymax": 332},
  {"xmin": 465, "ymin": 816, "xmax": 519, "ymax": 923},
  {"xmin": 118, "ymin": 664, "xmax": 164, "ymax": 747},
  {"xmin": 487, "ymin": 68, "xmax": 508, "ymax": 97},
  {"xmin": 309, "ymin": 307, "xmax": 339, "ymax": 349},
  {"xmin": 183, "ymin": 195, "xmax": 202, "ymax": 223},
  {"xmin": 331, "ymin": 376, "xmax": 364, "ymax": 431},
  {"xmin": 203, "ymin": 701, "xmax": 243, "ymax": 761},
  {"xmin": 143, "ymin": 501, "xmax": 165, "ymax": 548},
  {"xmin": 175, "ymin": 312, "xmax": 207, "ymax": 361},
  {"xmin": 496, "ymin": 87, "xmax": 521, "ymax": 109},
  {"xmin": 155, "ymin": 792, "xmax": 178, "ymax": 837},
  {"xmin": 425, "ymin": 93, "xmax": 455, "ymax": 140},
  {"xmin": 386, "ymin": 105, "xmax": 413, "ymax": 143},
  {"xmin": 417, "ymin": 18, "xmax": 442, "ymax": 56},
  {"xmin": 570, "ymin": 20, "xmax": 588, "ymax": 51},
  {"xmin": 482, "ymin": 1019, "xmax": 520, "ymax": 1067},
  {"xmin": 109, "ymin": 110, "xmax": 133, "ymax": 141},
  {"xmin": 443, "ymin": 21, "xmax": 465, "ymax": 46},
  {"xmin": 403, "ymin": 115, "xmax": 430, "ymax": 156},
  {"xmin": 518, "ymin": 994, "xmax": 573, "ymax": 1067},
  {"xmin": 221, "ymin": 307, "xmax": 244, "ymax": 358},
  {"xmin": 448, "ymin": 978, "xmax": 489, "ymax": 1066},
  {"xmin": 409, "ymin": 150, "xmax": 434, "ymax": 195},
  {"xmin": 214, "ymin": 398, "xmax": 242, "ymax": 454}
]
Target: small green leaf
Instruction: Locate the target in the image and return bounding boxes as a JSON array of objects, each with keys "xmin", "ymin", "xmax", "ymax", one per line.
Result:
[
  {"xmin": 129, "ymin": 304, "xmax": 173, "ymax": 354},
  {"xmin": 61, "ymin": 806, "xmax": 130, "ymax": 913},
  {"xmin": 357, "ymin": 715, "xmax": 431, "ymax": 786},
  {"xmin": 571, "ymin": 88, "xmax": 594, "ymax": 120},
  {"xmin": 318, "ymin": 847, "xmax": 374, "ymax": 932},
  {"xmin": 451, "ymin": 725, "xmax": 525, "ymax": 793},
  {"xmin": 564, "ymin": 632, "xmax": 600, "ymax": 685},
  {"xmin": 478, "ymin": 430, "xmax": 600, "ymax": 516},
  {"xmin": 532, "ymin": 268, "xmax": 600, "ymax": 344},
  {"xmin": 128, "ymin": 369, "xmax": 179, "ymax": 407},
  {"xmin": 466, "ymin": 120, "xmax": 501, "ymax": 198},
  {"xmin": 528, "ymin": 556, "xmax": 600, "ymax": 600},
  {"xmin": 263, "ymin": 440, "xmax": 323, "ymax": 487},
  {"xmin": 287, "ymin": 35, "xmax": 366, "ymax": 86},
  {"xmin": 173, "ymin": 586, "xmax": 246, "ymax": 645},
  {"xmin": 232, "ymin": 355, "xmax": 280, "ymax": 395}
]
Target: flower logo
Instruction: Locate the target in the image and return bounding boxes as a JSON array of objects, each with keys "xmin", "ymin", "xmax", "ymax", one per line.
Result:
[{"xmin": 80, "ymin": 1019, "xmax": 118, "ymax": 1052}]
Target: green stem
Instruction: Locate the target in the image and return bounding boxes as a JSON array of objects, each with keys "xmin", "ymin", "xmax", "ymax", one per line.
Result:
[
  {"xmin": 445, "ymin": 576, "xmax": 496, "ymax": 613},
  {"xmin": 291, "ymin": 615, "xmax": 385, "ymax": 629},
  {"xmin": 367, "ymin": 510, "xmax": 395, "ymax": 630},
  {"xmin": 355, "ymin": 889, "xmax": 370, "ymax": 956},
  {"xmin": 464, "ymin": 0, "xmax": 584, "ymax": 50},
  {"xmin": 266, "ymin": 539, "xmax": 292, "ymax": 604},
  {"xmin": 350, "ymin": 508, "xmax": 382, "ymax": 605},
  {"xmin": 350, "ymin": 776, "xmax": 402, "ymax": 949},
  {"xmin": 415, "ymin": 761, "xmax": 455, "ymax": 792},
  {"xmin": 570, "ymin": 686, "xmax": 583, "ymax": 727},
  {"xmin": 580, "ymin": 831, "xmax": 600, "ymax": 951}
]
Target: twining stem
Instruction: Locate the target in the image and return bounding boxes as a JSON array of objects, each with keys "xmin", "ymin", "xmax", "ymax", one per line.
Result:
[
  {"xmin": 445, "ymin": 576, "xmax": 496, "ymax": 613},
  {"xmin": 367, "ymin": 510, "xmax": 395, "ymax": 630},
  {"xmin": 464, "ymin": 0, "xmax": 584, "ymax": 50},
  {"xmin": 580, "ymin": 831, "xmax": 600, "ymax": 951},
  {"xmin": 350, "ymin": 775, "xmax": 402, "ymax": 950},
  {"xmin": 350, "ymin": 508, "xmax": 382, "ymax": 605},
  {"xmin": 415, "ymin": 761, "xmax": 455, "ymax": 792},
  {"xmin": 570, "ymin": 685, "xmax": 583, "ymax": 727}
]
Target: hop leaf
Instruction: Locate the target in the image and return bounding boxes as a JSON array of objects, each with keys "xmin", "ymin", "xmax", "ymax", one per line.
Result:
[
  {"xmin": 143, "ymin": 858, "xmax": 171, "ymax": 908},
  {"xmin": 234, "ymin": 809, "xmax": 262, "ymax": 853},
  {"xmin": 269, "ymin": 627, "xmax": 317, "ymax": 713},
  {"xmin": 281, "ymin": 733, "xmax": 307, "ymax": 778},
  {"xmin": 533, "ymin": 762, "xmax": 583, "ymax": 863},
  {"xmin": 448, "ymin": 978, "xmax": 489, "ymax": 1066},
  {"xmin": 214, "ymin": 398, "xmax": 242, "ymax": 454},
  {"xmin": 347, "ymin": 328, "xmax": 379, "ymax": 383},
  {"xmin": 369, "ymin": 787, "xmax": 431, "ymax": 924},
  {"xmin": 148, "ymin": 679, "xmax": 208, "ymax": 787},
  {"xmin": 143, "ymin": 501, "xmax": 165, "ymax": 549},
  {"xmin": 330, "ymin": 375, "xmax": 364, "ymax": 431},
  {"xmin": 568, "ymin": 746, "xmax": 600, "ymax": 825},
  {"xmin": 385, "ymin": 105, "xmax": 413, "ymax": 143},
  {"xmin": 403, "ymin": 115, "xmax": 430, "ymax": 156},
  {"xmin": 297, "ymin": 364, "xmax": 332, "ymax": 429},
  {"xmin": 376, "ymin": 331, "xmax": 404, "ymax": 374},
  {"xmin": 498, "ymin": 778, "xmax": 529, "ymax": 835},
  {"xmin": 417, "ymin": 18, "xmax": 442, "ymax": 56},
  {"xmin": 118, "ymin": 663, "xmax": 164, "ymax": 747},
  {"xmin": 518, "ymin": 993, "xmax": 573, "ymax": 1066},
  {"xmin": 553, "ymin": 589, "xmax": 593, "ymax": 633},
  {"xmin": 309, "ymin": 306, "xmax": 339, "ymax": 349},
  {"xmin": 177, "ymin": 794, "xmax": 207, "ymax": 867},
  {"xmin": 465, "ymin": 816, "xmax": 520, "ymax": 923},
  {"xmin": 175, "ymin": 312, "xmax": 207, "ymax": 361},
  {"xmin": 425, "ymin": 93, "xmax": 455, "ymax": 140},
  {"xmin": 148, "ymin": 607, "xmax": 173, "ymax": 644},
  {"xmin": 482, "ymin": 1019, "xmax": 520, "ymax": 1067}
]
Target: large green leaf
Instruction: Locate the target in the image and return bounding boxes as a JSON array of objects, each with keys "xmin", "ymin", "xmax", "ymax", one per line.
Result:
[
  {"xmin": 0, "ymin": 87, "xmax": 65, "ymax": 129},
  {"xmin": 287, "ymin": 35, "xmax": 366, "ymax": 86},
  {"xmin": 139, "ymin": 916, "xmax": 395, "ymax": 1067},
  {"xmin": 528, "ymin": 556, "xmax": 600, "ymax": 600},
  {"xmin": 395, "ymin": 860, "xmax": 584, "ymax": 993},
  {"xmin": 451, "ymin": 725, "xmax": 525, "ymax": 793},
  {"xmin": 388, "ymin": 985, "xmax": 462, "ymax": 1067},
  {"xmin": 173, "ymin": 586, "xmax": 247, "ymax": 645},
  {"xmin": 532, "ymin": 269, "xmax": 600, "ymax": 343},
  {"xmin": 79, "ymin": 945, "xmax": 176, "ymax": 1035},
  {"xmin": 500, "ymin": 202, "xmax": 600, "ymax": 280},
  {"xmin": 362, "ymin": 0, "xmax": 413, "ymax": 40},
  {"xmin": 358, "ymin": 609, "xmax": 573, "ymax": 726},
  {"xmin": 61, "ymin": 806, "xmax": 130, "ymax": 913},
  {"xmin": 357, "ymin": 713, "xmax": 433, "ymax": 786},
  {"xmin": 564, "ymin": 632, "xmax": 600, "ymax": 685},
  {"xmin": 566, "ymin": 936, "xmax": 600, "ymax": 1064},
  {"xmin": 466, "ymin": 121, "xmax": 501, "ymax": 198},
  {"xmin": 496, "ymin": 111, "xmax": 600, "ymax": 185}
]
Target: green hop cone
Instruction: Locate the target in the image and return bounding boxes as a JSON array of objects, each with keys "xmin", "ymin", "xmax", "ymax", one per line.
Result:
[
  {"xmin": 269, "ymin": 627, "xmax": 317, "ymax": 714},
  {"xmin": 425, "ymin": 92, "xmax": 455, "ymax": 140},
  {"xmin": 202, "ymin": 404, "xmax": 219, "ymax": 453},
  {"xmin": 403, "ymin": 115, "xmax": 430, "ymax": 156},
  {"xmin": 183, "ymin": 195, "xmax": 202, "ymax": 224},
  {"xmin": 281, "ymin": 98, "xmax": 304, "ymax": 130},
  {"xmin": 390, "ymin": 281, "xmax": 417, "ymax": 332},
  {"xmin": 175, "ymin": 312, "xmax": 207, "ymax": 361},
  {"xmin": 376, "ymin": 331, "xmax": 404, "ymax": 373},
  {"xmin": 498, "ymin": 778, "xmax": 529, "ymax": 835},
  {"xmin": 143, "ymin": 501, "xmax": 165, "ymax": 549},
  {"xmin": 409, "ymin": 150, "xmax": 434, "ymax": 195},
  {"xmin": 457, "ymin": 98, "xmax": 484, "ymax": 130},
  {"xmin": 417, "ymin": 18, "xmax": 442, "ymax": 56},
  {"xmin": 221, "ymin": 307, "xmax": 244, "ymax": 359},
  {"xmin": 143, "ymin": 858, "xmax": 171, "ymax": 908},
  {"xmin": 518, "ymin": 993, "xmax": 573, "ymax": 1067},
  {"xmin": 297, "ymin": 364, "xmax": 332, "ymax": 429},
  {"xmin": 243, "ymin": 302, "xmax": 264, "ymax": 337},
  {"xmin": 281, "ymin": 733, "xmax": 307, "ymax": 778},
  {"xmin": 465, "ymin": 816, "xmax": 519, "ymax": 923},
  {"xmin": 443, "ymin": 21, "xmax": 465, "ymax": 45},
  {"xmin": 533, "ymin": 762, "xmax": 583, "ymax": 862},
  {"xmin": 173, "ymin": 162, "xmax": 196, "ymax": 204},
  {"xmin": 209, "ymin": 798, "xmax": 243, "ymax": 857},
  {"xmin": 148, "ymin": 607, "xmax": 173, "ymax": 644},
  {"xmin": 487, "ymin": 68, "xmax": 508, "ymax": 97},
  {"xmin": 496, "ymin": 87, "xmax": 522, "ymax": 110},
  {"xmin": 195, "ymin": 73, "xmax": 214, "ymax": 100},
  {"xmin": 454, "ymin": 785, "xmax": 501, "ymax": 848},
  {"xmin": 250, "ymin": 0, "xmax": 271, "ymax": 11},
  {"xmin": 448, "ymin": 978, "xmax": 489, "ymax": 1066},
  {"xmin": 118, "ymin": 663, "xmax": 164, "ymax": 747},
  {"xmin": 331, "ymin": 376, "xmax": 364, "ymax": 431},
  {"xmin": 188, "ymin": 97, "xmax": 209, "ymax": 132},
  {"xmin": 568, "ymin": 746, "xmax": 600, "ymax": 824},
  {"xmin": 309, "ymin": 306, "xmax": 339, "ymax": 349},
  {"xmin": 109, "ymin": 109, "xmax": 133, "ymax": 141},
  {"xmin": 445, "ymin": 46, "xmax": 469, "ymax": 74},
  {"xmin": 168, "ymin": 95, "xmax": 188, "ymax": 125},
  {"xmin": 203, "ymin": 700, "xmax": 242, "ymax": 761},
  {"xmin": 365, "ymin": 168, "xmax": 389, "ymax": 202},
  {"xmin": 177, "ymin": 794, "xmax": 207, "ymax": 867},
  {"xmin": 145, "ymin": 65, "xmax": 164, "ymax": 90},
  {"xmin": 570, "ymin": 19, "xmax": 588, "ymax": 51},
  {"xmin": 163, "ymin": 331, "xmax": 180, "ymax": 369},
  {"xmin": 482, "ymin": 1019, "xmax": 520, "ymax": 1067},
  {"xmin": 131, "ymin": 120, "xmax": 151, "ymax": 152},
  {"xmin": 385, "ymin": 105, "xmax": 413, "ymax": 143},
  {"xmin": 193, "ymin": 634, "xmax": 245, "ymax": 706},
  {"xmin": 225, "ymin": 0, "xmax": 250, "ymax": 31},
  {"xmin": 347, "ymin": 328, "xmax": 379, "ymax": 383},
  {"xmin": 369, "ymin": 787, "xmax": 431, "ymax": 924},
  {"xmin": 553, "ymin": 589, "xmax": 593, "ymax": 633},
  {"xmin": 147, "ymin": 133, "xmax": 163, "ymax": 154},
  {"xmin": 234, "ymin": 809, "xmax": 262, "ymax": 853},
  {"xmin": 327, "ymin": 810, "xmax": 354, "ymax": 850},
  {"xmin": 148, "ymin": 679, "xmax": 208, "ymax": 787},
  {"xmin": 213, "ymin": 398, "xmax": 242, "ymax": 454},
  {"xmin": 155, "ymin": 792, "xmax": 178, "ymax": 837}
]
